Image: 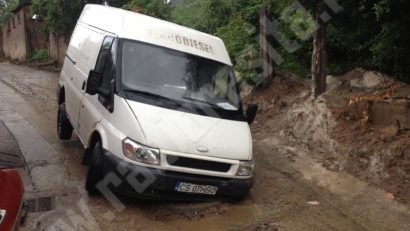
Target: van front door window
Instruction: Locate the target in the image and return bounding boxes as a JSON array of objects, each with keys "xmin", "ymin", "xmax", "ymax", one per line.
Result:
[{"xmin": 94, "ymin": 36, "xmax": 117, "ymax": 108}]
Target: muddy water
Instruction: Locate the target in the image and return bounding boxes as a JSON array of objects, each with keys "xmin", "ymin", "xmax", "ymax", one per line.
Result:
[{"xmin": 0, "ymin": 62, "xmax": 409, "ymax": 231}]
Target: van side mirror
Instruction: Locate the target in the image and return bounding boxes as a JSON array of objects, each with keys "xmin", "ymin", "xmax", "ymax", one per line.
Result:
[
  {"xmin": 245, "ymin": 104, "xmax": 259, "ymax": 124},
  {"xmin": 86, "ymin": 70, "xmax": 102, "ymax": 95}
]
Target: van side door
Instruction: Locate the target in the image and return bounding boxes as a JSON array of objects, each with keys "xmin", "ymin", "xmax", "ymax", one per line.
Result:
[
  {"xmin": 64, "ymin": 24, "xmax": 104, "ymax": 134},
  {"xmin": 63, "ymin": 24, "xmax": 85, "ymax": 128},
  {"xmin": 78, "ymin": 36, "xmax": 116, "ymax": 144}
]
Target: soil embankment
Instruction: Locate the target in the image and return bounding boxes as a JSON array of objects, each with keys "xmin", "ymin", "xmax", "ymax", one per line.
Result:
[{"xmin": 245, "ymin": 69, "xmax": 410, "ymax": 206}]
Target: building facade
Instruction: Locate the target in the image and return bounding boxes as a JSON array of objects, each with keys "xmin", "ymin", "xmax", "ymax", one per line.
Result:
[
  {"xmin": 2, "ymin": 0, "xmax": 67, "ymax": 64},
  {"xmin": 2, "ymin": 0, "xmax": 32, "ymax": 62}
]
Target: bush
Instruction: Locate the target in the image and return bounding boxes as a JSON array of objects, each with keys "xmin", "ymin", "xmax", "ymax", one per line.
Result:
[{"xmin": 30, "ymin": 49, "xmax": 49, "ymax": 62}]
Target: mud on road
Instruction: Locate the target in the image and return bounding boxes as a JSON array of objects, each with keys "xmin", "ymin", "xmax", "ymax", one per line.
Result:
[{"xmin": 0, "ymin": 62, "xmax": 409, "ymax": 231}]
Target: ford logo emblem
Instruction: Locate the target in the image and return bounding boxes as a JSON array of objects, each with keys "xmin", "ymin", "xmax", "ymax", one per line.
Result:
[{"xmin": 197, "ymin": 147, "xmax": 209, "ymax": 153}]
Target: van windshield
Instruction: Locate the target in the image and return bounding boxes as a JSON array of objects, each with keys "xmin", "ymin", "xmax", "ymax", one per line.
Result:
[{"xmin": 120, "ymin": 40, "xmax": 241, "ymax": 111}]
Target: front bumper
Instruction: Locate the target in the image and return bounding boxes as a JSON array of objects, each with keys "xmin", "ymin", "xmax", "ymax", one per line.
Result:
[{"xmin": 100, "ymin": 150, "xmax": 254, "ymax": 201}]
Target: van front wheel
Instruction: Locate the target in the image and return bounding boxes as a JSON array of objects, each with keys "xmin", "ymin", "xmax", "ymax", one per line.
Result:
[
  {"xmin": 57, "ymin": 104, "xmax": 73, "ymax": 140},
  {"xmin": 85, "ymin": 141, "xmax": 103, "ymax": 195}
]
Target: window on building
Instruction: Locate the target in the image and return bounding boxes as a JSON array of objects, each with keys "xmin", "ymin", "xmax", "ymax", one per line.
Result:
[{"xmin": 17, "ymin": 13, "xmax": 21, "ymax": 24}]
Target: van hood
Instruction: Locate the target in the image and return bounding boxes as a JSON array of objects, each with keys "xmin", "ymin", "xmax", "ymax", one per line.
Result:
[{"xmin": 126, "ymin": 100, "xmax": 252, "ymax": 160}]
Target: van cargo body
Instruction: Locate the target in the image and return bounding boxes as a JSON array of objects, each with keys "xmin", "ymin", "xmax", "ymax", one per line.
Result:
[{"xmin": 57, "ymin": 4, "xmax": 257, "ymax": 201}]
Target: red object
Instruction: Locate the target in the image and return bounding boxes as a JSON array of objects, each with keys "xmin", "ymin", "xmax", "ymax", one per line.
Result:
[{"xmin": 0, "ymin": 165, "xmax": 24, "ymax": 231}]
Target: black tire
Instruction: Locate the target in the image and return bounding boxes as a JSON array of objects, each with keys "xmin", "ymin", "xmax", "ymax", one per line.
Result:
[
  {"xmin": 57, "ymin": 103, "xmax": 73, "ymax": 140},
  {"xmin": 85, "ymin": 141, "xmax": 104, "ymax": 195}
]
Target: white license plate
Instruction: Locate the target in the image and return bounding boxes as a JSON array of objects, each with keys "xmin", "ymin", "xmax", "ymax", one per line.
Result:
[{"xmin": 175, "ymin": 182, "xmax": 218, "ymax": 195}]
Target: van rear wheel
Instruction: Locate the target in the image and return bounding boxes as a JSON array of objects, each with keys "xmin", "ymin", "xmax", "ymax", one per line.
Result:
[
  {"xmin": 85, "ymin": 141, "xmax": 104, "ymax": 195},
  {"xmin": 57, "ymin": 103, "xmax": 73, "ymax": 140}
]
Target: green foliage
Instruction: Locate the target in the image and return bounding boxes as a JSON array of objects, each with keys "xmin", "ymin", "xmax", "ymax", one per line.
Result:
[
  {"xmin": 0, "ymin": 0, "xmax": 17, "ymax": 27},
  {"xmin": 234, "ymin": 44, "xmax": 261, "ymax": 84},
  {"xmin": 99, "ymin": 0, "xmax": 129, "ymax": 8},
  {"xmin": 123, "ymin": 0, "xmax": 172, "ymax": 20},
  {"xmin": 170, "ymin": 0, "xmax": 261, "ymax": 83},
  {"xmin": 280, "ymin": 47, "xmax": 311, "ymax": 78},
  {"xmin": 216, "ymin": 20, "xmax": 255, "ymax": 56},
  {"xmin": 30, "ymin": 0, "xmax": 84, "ymax": 36},
  {"xmin": 29, "ymin": 48, "xmax": 48, "ymax": 62},
  {"xmin": 30, "ymin": 0, "xmax": 128, "ymax": 36},
  {"xmin": 17, "ymin": 0, "xmax": 410, "ymax": 83},
  {"xmin": 170, "ymin": 0, "xmax": 232, "ymax": 34},
  {"xmin": 327, "ymin": 0, "xmax": 410, "ymax": 82},
  {"xmin": 216, "ymin": 21, "xmax": 257, "ymax": 83}
]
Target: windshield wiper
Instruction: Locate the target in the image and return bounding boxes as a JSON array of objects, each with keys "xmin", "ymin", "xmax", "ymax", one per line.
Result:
[
  {"xmin": 124, "ymin": 89, "xmax": 166, "ymax": 100},
  {"xmin": 182, "ymin": 96, "xmax": 216, "ymax": 107},
  {"xmin": 123, "ymin": 89, "xmax": 183, "ymax": 108}
]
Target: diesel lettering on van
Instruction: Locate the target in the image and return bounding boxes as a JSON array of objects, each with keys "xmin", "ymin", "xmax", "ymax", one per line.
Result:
[{"xmin": 175, "ymin": 35, "xmax": 215, "ymax": 54}]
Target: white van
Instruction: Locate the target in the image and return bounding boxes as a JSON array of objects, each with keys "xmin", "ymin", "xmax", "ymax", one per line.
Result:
[{"xmin": 57, "ymin": 4, "xmax": 258, "ymax": 201}]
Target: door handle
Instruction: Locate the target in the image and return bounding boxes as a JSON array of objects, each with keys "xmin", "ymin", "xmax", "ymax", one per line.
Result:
[{"xmin": 82, "ymin": 81, "xmax": 86, "ymax": 91}]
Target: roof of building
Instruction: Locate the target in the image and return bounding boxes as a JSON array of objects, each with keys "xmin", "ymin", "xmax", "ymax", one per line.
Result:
[
  {"xmin": 12, "ymin": 0, "xmax": 31, "ymax": 13},
  {"xmin": 78, "ymin": 4, "xmax": 232, "ymax": 65}
]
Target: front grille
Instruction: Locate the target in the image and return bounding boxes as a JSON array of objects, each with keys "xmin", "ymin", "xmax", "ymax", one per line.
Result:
[{"xmin": 167, "ymin": 156, "xmax": 231, "ymax": 173}]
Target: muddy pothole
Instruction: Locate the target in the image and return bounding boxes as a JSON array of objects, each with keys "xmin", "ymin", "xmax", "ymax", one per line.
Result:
[{"xmin": 150, "ymin": 201, "xmax": 227, "ymax": 221}]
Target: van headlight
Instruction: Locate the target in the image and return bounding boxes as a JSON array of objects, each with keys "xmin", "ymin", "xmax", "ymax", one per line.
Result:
[
  {"xmin": 236, "ymin": 159, "xmax": 255, "ymax": 176},
  {"xmin": 122, "ymin": 138, "xmax": 160, "ymax": 165}
]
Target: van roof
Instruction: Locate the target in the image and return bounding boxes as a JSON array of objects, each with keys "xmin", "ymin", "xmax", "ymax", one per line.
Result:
[{"xmin": 79, "ymin": 4, "xmax": 232, "ymax": 66}]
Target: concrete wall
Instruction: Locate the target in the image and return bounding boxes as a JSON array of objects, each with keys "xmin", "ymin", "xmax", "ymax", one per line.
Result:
[
  {"xmin": 49, "ymin": 34, "xmax": 68, "ymax": 65},
  {"xmin": 2, "ymin": 7, "xmax": 28, "ymax": 62}
]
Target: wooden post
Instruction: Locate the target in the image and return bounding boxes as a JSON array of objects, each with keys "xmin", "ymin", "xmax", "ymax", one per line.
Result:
[
  {"xmin": 311, "ymin": 2, "xmax": 327, "ymax": 98},
  {"xmin": 259, "ymin": 8, "xmax": 274, "ymax": 85}
]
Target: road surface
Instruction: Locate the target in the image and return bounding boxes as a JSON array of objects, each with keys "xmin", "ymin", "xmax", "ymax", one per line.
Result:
[{"xmin": 0, "ymin": 62, "xmax": 409, "ymax": 231}]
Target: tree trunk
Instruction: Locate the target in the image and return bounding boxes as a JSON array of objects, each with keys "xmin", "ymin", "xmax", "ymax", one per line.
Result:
[
  {"xmin": 311, "ymin": 2, "xmax": 328, "ymax": 98},
  {"xmin": 259, "ymin": 8, "xmax": 274, "ymax": 86}
]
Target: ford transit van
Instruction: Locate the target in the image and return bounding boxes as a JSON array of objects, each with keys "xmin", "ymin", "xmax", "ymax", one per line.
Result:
[{"xmin": 57, "ymin": 4, "xmax": 258, "ymax": 201}]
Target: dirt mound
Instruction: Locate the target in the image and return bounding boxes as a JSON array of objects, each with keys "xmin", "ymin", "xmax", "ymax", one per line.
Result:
[
  {"xmin": 246, "ymin": 69, "xmax": 410, "ymax": 206},
  {"xmin": 243, "ymin": 71, "xmax": 310, "ymax": 132},
  {"xmin": 327, "ymin": 69, "xmax": 410, "ymax": 205}
]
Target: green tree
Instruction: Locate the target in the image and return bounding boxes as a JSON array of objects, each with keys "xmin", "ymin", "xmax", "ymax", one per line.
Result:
[
  {"xmin": 30, "ymin": 0, "xmax": 84, "ymax": 36},
  {"xmin": 30, "ymin": 0, "xmax": 129, "ymax": 37},
  {"xmin": 171, "ymin": 0, "xmax": 232, "ymax": 34},
  {"xmin": 18, "ymin": 0, "xmax": 410, "ymax": 83},
  {"xmin": 123, "ymin": 0, "xmax": 172, "ymax": 20},
  {"xmin": 0, "ymin": 0, "xmax": 17, "ymax": 27},
  {"xmin": 325, "ymin": 0, "xmax": 410, "ymax": 82}
]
